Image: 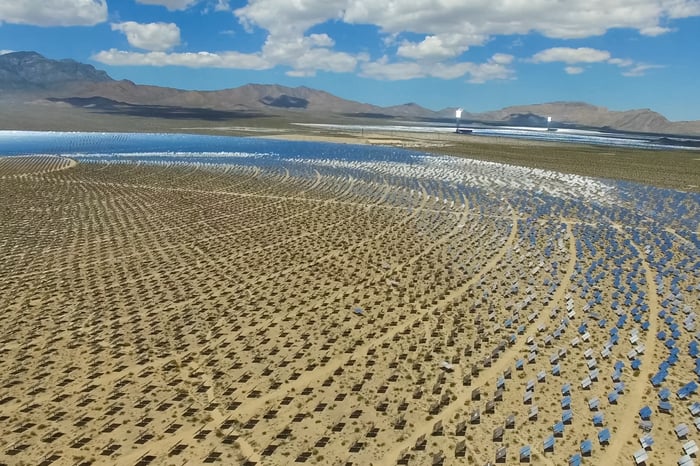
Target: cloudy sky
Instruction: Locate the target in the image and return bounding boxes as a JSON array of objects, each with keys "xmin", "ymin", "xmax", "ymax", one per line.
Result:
[{"xmin": 1, "ymin": 0, "xmax": 699, "ymax": 120}]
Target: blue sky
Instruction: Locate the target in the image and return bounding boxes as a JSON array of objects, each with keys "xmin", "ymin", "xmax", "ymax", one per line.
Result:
[{"xmin": 1, "ymin": 0, "xmax": 700, "ymax": 120}]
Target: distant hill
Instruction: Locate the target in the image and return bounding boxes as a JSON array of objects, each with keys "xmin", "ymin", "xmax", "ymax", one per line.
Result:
[
  {"xmin": 2, "ymin": 51, "xmax": 700, "ymax": 135},
  {"xmin": 56, "ymin": 80, "xmax": 392, "ymax": 116},
  {"xmin": 0, "ymin": 51, "xmax": 112, "ymax": 89},
  {"xmin": 473, "ymin": 102, "xmax": 679, "ymax": 134}
]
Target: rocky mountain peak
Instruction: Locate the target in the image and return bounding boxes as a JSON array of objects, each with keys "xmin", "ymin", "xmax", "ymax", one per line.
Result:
[{"xmin": 0, "ymin": 51, "xmax": 112, "ymax": 90}]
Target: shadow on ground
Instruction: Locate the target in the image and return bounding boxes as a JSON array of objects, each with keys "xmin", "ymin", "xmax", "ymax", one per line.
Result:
[{"xmin": 48, "ymin": 96, "xmax": 266, "ymax": 121}]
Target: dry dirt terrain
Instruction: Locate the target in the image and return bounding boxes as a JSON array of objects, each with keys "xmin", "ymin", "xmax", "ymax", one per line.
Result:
[{"xmin": 0, "ymin": 150, "xmax": 698, "ymax": 466}]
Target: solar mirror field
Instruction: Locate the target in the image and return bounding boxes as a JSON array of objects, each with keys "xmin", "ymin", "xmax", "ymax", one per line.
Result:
[{"xmin": 0, "ymin": 131, "xmax": 698, "ymax": 465}]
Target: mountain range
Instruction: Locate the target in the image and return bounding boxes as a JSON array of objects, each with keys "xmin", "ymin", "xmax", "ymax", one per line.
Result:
[{"xmin": 2, "ymin": 51, "xmax": 699, "ymax": 136}]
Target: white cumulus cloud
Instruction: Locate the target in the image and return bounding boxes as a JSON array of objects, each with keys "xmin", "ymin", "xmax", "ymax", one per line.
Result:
[
  {"xmin": 235, "ymin": 0, "xmax": 344, "ymax": 36},
  {"xmin": 98, "ymin": 23, "xmax": 365, "ymax": 77},
  {"xmin": 360, "ymin": 53, "xmax": 513, "ymax": 82},
  {"xmin": 622, "ymin": 63, "xmax": 665, "ymax": 77},
  {"xmin": 214, "ymin": 0, "xmax": 230, "ymax": 12},
  {"xmin": 97, "ymin": 0, "xmax": 699, "ymax": 81},
  {"xmin": 491, "ymin": 53, "xmax": 514, "ymax": 65},
  {"xmin": 467, "ymin": 55, "xmax": 516, "ymax": 83},
  {"xmin": 640, "ymin": 25, "xmax": 673, "ymax": 36},
  {"xmin": 231, "ymin": 0, "xmax": 700, "ymax": 46},
  {"xmin": 0, "ymin": 0, "xmax": 107, "ymax": 26},
  {"xmin": 360, "ymin": 58, "xmax": 424, "ymax": 80},
  {"xmin": 608, "ymin": 58, "xmax": 634, "ymax": 67},
  {"xmin": 226, "ymin": 0, "xmax": 699, "ymax": 79},
  {"xmin": 531, "ymin": 46, "xmax": 662, "ymax": 77},
  {"xmin": 531, "ymin": 47, "xmax": 611, "ymax": 64},
  {"xmin": 397, "ymin": 33, "xmax": 484, "ymax": 60},
  {"xmin": 112, "ymin": 22, "xmax": 181, "ymax": 52},
  {"xmin": 93, "ymin": 49, "xmax": 271, "ymax": 70},
  {"xmin": 261, "ymin": 32, "xmax": 365, "ymax": 76},
  {"xmin": 135, "ymin": 0, "xmax": 200, "ymax": 10}
]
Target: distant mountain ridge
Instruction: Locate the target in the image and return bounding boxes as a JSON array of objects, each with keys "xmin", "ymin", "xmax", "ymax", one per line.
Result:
[
  {"xmin": 0, "ymin": 51, "xmax": 112, "ymax": 89},
  {"xmin": 2, "ymin": 51, "xmax": 699, "ymax": 136},
  {"xmin": 473, "ymin": 102, "xmax": 679, "ymax": 135}
]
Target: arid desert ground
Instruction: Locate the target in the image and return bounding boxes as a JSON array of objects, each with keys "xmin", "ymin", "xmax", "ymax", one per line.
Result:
[{"xmin": 0, "ymin": 136, "xmax": 699, "ymax": 466}]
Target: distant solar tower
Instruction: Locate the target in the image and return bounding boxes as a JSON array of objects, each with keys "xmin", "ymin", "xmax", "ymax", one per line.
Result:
[{"xmin": 456, "ymin": 108, "xmax": 463, "ymax": 133}]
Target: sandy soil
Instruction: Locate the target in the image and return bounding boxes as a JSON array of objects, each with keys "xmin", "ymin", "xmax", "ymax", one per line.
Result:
[
  {"xmin": 254, "ymin": 130, "xmax": 506, "ymax": 149},
  {"xmin": 0, "ymin": 154, "xmax": 697, "ymax": 466}
]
